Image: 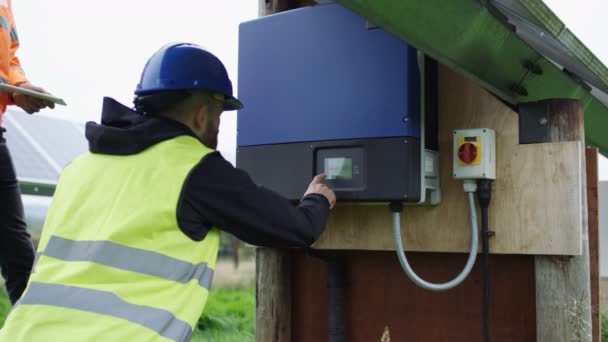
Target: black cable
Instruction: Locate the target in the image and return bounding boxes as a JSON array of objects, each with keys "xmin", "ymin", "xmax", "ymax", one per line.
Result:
[
  {"xmin": 477, "ymin": 179, "xmax": 493, "ymax": 342},
  {"xmin": 389, "ymin": 201, "xmax": 403, "ymax": 213},
  {"xmin": 306, "ymin": 248, "xmax": 348, "ymax": 342},
  {"xmin": 480, "ymin": 205, "xmax": 490, "ymax": 342},
  {"xmin": 327, "ymin": 257, "xmax": 347, "ymax": 342}
]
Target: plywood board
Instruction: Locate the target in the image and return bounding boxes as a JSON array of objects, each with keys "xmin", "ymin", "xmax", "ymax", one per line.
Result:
[{"xmin": 313, "ymin": 67, "xmax": 583, "ymax": 255}]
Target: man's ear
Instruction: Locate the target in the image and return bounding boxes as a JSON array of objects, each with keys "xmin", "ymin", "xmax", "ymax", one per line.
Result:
[{"xmin": 193, "ymin": 103, "xmax": 208, "ymax": 130}]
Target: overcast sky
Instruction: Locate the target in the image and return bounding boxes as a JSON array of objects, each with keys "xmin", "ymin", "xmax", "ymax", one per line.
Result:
[
  {"xmin": 11, "ymin": 0, "xmax": 258, "ymax": 164},
  {"xmin": 8, "ymin": 0, "xmax": 608, "ymax": 179}
]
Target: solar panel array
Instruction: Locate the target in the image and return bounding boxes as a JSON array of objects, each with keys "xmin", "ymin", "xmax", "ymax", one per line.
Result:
[{"xmin": 2, "ymin": 109, "xmax": 88, "ymax": 183}]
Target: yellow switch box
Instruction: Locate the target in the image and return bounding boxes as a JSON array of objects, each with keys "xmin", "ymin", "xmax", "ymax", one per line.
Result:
[{"xmin": 453, "ymin": 128, "xmax": 496, "ymax": 180}]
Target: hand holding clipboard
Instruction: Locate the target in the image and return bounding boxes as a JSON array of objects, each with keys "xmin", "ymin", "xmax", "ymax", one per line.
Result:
[{"xmin": 0, "ymin": 83, "xmax": 66, "ymax": 108}]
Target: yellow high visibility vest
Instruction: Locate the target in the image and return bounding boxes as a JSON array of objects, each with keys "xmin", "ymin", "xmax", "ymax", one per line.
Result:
[{"xmin": 0, "ymin": 135, "xmax": 221, "ymax": 342}]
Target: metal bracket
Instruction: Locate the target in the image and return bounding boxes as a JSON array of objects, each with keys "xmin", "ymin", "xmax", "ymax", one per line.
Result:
[{"xmin": 518, "ymin": 101, "xmax": 550, "ymax": 144}]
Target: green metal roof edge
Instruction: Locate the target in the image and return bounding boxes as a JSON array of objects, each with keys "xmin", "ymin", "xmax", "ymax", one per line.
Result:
[
  {"xmin": 518, "ymin": 0, "xmax": 608, "ymax": 88},
  {"xmin": 337, "ymin": 0, "xmax": 608, "ymax": 155}
]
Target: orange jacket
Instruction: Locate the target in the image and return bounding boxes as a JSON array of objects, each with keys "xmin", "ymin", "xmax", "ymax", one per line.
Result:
[{"xmin": 0, "ymin": 0, "xmax": 28, "ymax": 120}]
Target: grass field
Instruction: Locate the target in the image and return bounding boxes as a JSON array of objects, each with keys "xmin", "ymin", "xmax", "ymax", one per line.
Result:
[
  {"xmin": 0, "ymin": 287, "xmax": 254, "ymax": 341},
  {"xmin": 193, "ymin": 288, "xmax": 255, "ymax": 341},
  {"xmin": 0, "ymin": 293, "xmax": 9, "ymax": 330}
]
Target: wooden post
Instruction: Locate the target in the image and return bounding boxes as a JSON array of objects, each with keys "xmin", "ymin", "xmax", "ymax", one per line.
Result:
[
  {"xmin": 255, "ymin": 248, "xmax": 292, "ymax": 342},
  {"xmin": 586, "ymin": 148, "xmax": 600, "ymax": 342},
  {"xmin": 519, "ymin": 99, "xmax": 592, "ymax": 342},
  {"xmin": 258, "ymin": 0, "xmax": 279, "ymax": 17},
  {"xmin": 259, "ymin": 0, "xmax": 316, "ymax": 16},
  {"xmin": 254, "ymin": 2, "xmax": 311, "ymax": 341}
]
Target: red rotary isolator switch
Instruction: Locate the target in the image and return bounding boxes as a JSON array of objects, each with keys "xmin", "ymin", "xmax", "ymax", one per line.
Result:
[{"xmin": 458, "ymin": 142, "xmax": 478, "ymax": 164}]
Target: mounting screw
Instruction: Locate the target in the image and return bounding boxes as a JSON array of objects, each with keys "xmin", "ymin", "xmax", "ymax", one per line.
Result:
[
  {"xmin": 539, "ymin": 117, "xmax": 548, "ymax": 125},
  {"xmin": 403, "ymin": 117, "xmax": 409, "ymax": 123}
]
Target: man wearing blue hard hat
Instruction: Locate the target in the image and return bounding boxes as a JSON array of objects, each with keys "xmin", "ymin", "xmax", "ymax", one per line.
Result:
[{"xmin": 0, "ymin": 43, "xmax": 335, "ymax": 341}]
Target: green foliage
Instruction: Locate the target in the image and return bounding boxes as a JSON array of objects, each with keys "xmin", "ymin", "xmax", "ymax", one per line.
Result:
[
  {"xmin": 0, "ymin": 291, "xmax": 10, "ymax": 329},
  {"xmin": 602, "ymin": 312, "xmax": 608, "ymax": 342},
  {"xmin": 194, "ymin": 288, "xmax": 255, "ymax": 341},
  {"xmin": 566, "ymin": 293, "xmax": 591, "ymax": 341}
]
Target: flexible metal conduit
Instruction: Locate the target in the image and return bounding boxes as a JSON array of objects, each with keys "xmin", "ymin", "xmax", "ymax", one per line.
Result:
[{"xmin": 392, "ymin": 190, "xmax": 479, "ymax": 291}]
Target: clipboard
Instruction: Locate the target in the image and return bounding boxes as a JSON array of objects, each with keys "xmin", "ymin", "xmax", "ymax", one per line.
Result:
[{"xmin": 0, "ymin": 84, "xmax": 67, "ymax": 106}]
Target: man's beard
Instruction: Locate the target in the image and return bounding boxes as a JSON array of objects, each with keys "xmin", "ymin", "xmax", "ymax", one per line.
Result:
[{"xmin": 201, "ymin": 131, "xmax": 218, "ymax": 150}]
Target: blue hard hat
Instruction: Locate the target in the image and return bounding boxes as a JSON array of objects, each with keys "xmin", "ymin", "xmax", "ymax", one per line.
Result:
[{"xmin": 135, "ymin": 43, "xmax": 243, "ymax": 111}]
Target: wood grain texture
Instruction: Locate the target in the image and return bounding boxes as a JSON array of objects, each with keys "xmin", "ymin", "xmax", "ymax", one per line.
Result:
[
  {"xmin": 255, "ymin": 248, "xmax": 292, "ymax": 342},
  {"xmin": 259, "ymin": 0, "xmax": 316, "ymax": 16},
  {"xmin": 291, "ymin": 250, "xmax": 537, "ymax": 342},
  {"xmin": 314, "ymin": 66, "xmax": 583, "ymax": 255},
  {"xmin": 533, "ymin": 99, "xmax": 591, "ymax": 342},
  {"xmin": 586, "ymin": 148, "xmax": 600, "ymax": 342}
]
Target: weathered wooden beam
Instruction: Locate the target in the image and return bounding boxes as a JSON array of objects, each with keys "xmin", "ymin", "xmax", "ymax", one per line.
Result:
[
  {"xmin": 255, "ymin": 2, "xmax": 315, "ymax": 341},
  {"xmin": 519, "ymin": 99, "xmax": 592, "ymax": 342},
  {"xmin": 254, "ymin": 5, "xmax": 291, "ymax": 341},
  {"xmin": 519, "ymin": 100, "xmax": 588, "ymax": 144},
  {"xmin": 259, "ymin": 0, "xmax": 316, "ymax": 16},
  {"xmin": 586, "ymin": 148, "xmax": 600, "ymax": 342},
  {"xmin": 255, "ymin": 248, "xmax": 292, "ymax": 342}
]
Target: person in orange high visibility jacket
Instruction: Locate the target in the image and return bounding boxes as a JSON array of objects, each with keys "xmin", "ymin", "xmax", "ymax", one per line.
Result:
[{"xmin": 0, "ymin": 0, "xmax": 56, "ymax": 305}]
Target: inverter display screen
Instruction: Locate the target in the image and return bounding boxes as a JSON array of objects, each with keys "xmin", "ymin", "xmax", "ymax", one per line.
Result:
[
  {"xmin": 324, "ymin": 157, "xmax": 353, "ymax": 180},
  {"xmin": 316, "ymin": 147, "xmax": 365, "ymax": 191}
]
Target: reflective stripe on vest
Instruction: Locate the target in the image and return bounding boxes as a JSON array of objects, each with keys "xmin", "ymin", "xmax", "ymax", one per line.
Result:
[
  {"xmin": 0, "ymin": 136, "xmax": 220, "ymax": 341},
  {"xmin": 0, "ymin": 76, "xmax": 9, "ymax": 94},
  {"xmin": 0, "ymin": 15, "xmax": 18, "ymax": 42},
  {"xmin": 18, "ymin": 282, "xmax": 193, "ymax": 342},
  {"xmin": 41, "ymin": 236, "xmax": 214, "ymax": 289}
]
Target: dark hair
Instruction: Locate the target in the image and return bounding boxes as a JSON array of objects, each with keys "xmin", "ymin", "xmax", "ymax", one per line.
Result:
[{"xmin": 133, "ymin": 91, "xmax": 193, "ymax": 116}]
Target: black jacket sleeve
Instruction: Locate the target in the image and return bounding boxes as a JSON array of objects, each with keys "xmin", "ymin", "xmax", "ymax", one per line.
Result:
[{"xmin": 176, "ymin": 152, "xmax": 330, "ymax": 248}]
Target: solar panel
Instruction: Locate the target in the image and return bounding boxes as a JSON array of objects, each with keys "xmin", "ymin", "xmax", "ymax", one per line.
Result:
[{"xmin": 2, "ymin": 109, "xmax": 88, "ymax": 184}]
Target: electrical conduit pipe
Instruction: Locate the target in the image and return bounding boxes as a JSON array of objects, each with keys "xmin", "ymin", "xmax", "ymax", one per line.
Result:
[{"xmin": 391, "ymin": 180, "xmax": 479, "ymax": 291}]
